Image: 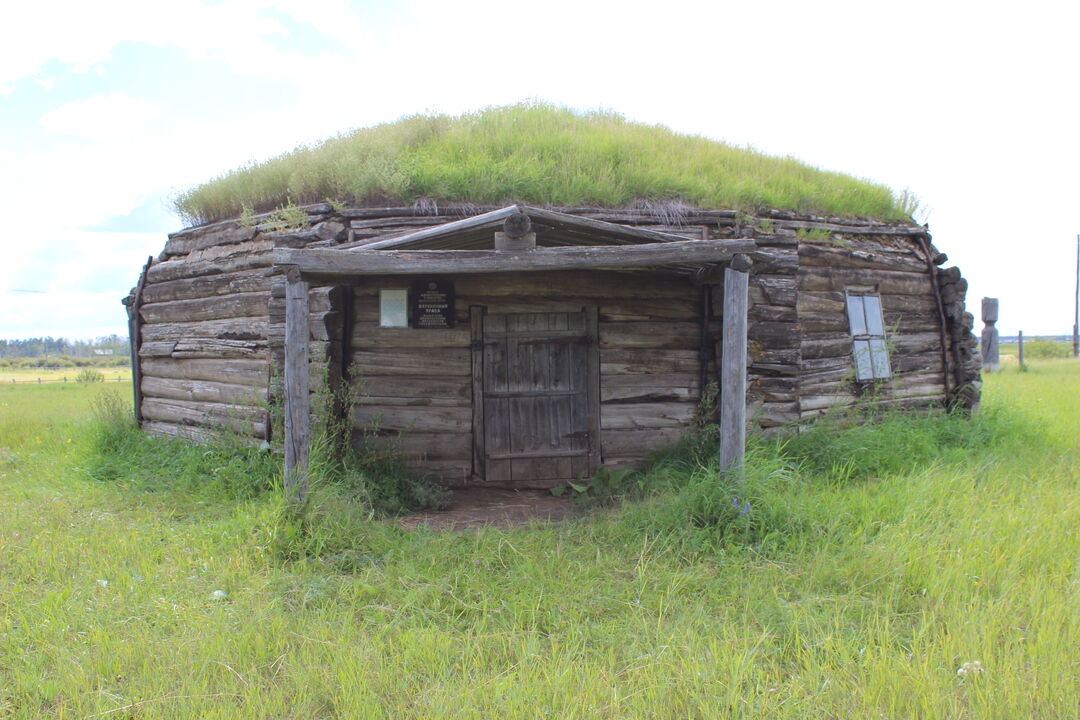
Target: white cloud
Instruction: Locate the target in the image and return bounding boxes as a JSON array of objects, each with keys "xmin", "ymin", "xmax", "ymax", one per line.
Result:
[
  {"xmin": 1, "ymin": 0, "xmax": 1078, "ymax": 339},
  {"xmin": 40, "ymin": 92, "xmax": 163, "ymax": 142}
]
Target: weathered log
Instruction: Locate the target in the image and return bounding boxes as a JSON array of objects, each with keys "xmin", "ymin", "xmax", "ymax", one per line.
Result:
[
  {"xmin": 146, "ymin": 247, "xmax": 273, "ymax": 283},
  {"xmin": 360, "ymin": 375, "xmax": 471, "ymax": 401},
  {"xmin": 142, "ymin": 420, "xmax": 219, "ymax": 443},
  {"xmin": 753, "ymin": 277, "xmax": 798, "ymax": 307},
  {"xmin": 141, "ymin": 397, "xmax": 266, "ymax": 436},
  {"xmin": 352, "ymin": 348, "xmax": 471, "ymax": 376},
  {"xmin": 140, "ymin": 291, "xmax": 268, "ymax": 324},
  {"xmin": 750, "ymin": 377, "xmax": 799, "ymax": 403},
  {"xmin": 349, "ymin": 324, "xmax": 471, "ymax": 348},
  {"xmin": 799, "ymin": 267, "xmax": 932, "ymax": 295},
  {"xmin": 141, "ymin": 317, "xmax": 268, "ymax": 344},
  {"xmin": 600, "ymin": 373, "xmax": 700, "ymax": 403},
  {"xmin": 139, "ymin": 341, "xmax": 177, "ymax": 358},
  {"xmin": 601, "ymin": 427, "xmax": 686, "ymax": 457},
  {"xmin": 170, "ymin": 339, "xmax": 267, "ymax": 359},
  {"xmin": 142, "ymin": 270, "xmax": 272, "ymax": 304},
  {"xmin": 277, "ymin": 238, "xmax": 757, "ymax": 277},
  {"xmin": 600, "ymin": 402, "xmax": 697, "ymax": 429},
  {"xmin": 600, "ymin": 349, "xmax": 700, "ymax": 374},
  {"xmin": 799, "ymin": 243, "xmax": 927, "ymax": 272},
  {"xmin": 753, "ymin": 401, "xmax": 800, "ymax": 428},
  {"xmin": 797, "ymin": 291, "xmax": 847, "ymax": 314},
  {"xmin": 162, "ymin": 225, "xmax": 257, "ymax": 258},
  {"xmin": 354, "ymin": 405, "xmax": 472, "ymax": 433},
  {"xmin": 748, "ymin": 321, "xmax": 800, "ymax": 349},
  {"xmin": 141, "ymin": 357, "xmax": 268, "ymax": 387},
  {"xmin": 800, "ymin": 334, "xmax": 855, "ymax": 360},
  {"xmin": 354, "ymin": 270, "xmax": 696, "ymax": 299},
  {"xmin": 363, "ymin": 431, "xmax": 473, "ymax": 461},
  {"xmin": 748, "ymin": 248, "xmax": 798, "ymax": 275},
  {"xmin": 598, "ymin": 322, "xmax": 701, "ymax": 350},
  {"xmin": 142, "ymin": 376, "xmax": 267, "ymax": 406},
  {"xmin": 748, "ymin": 304, "xmax": 798, "ymax": 323}
]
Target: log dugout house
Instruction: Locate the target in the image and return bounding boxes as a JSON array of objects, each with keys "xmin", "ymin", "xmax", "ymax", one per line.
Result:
[{"xmin": 125, "ymin": 203, "xmax": 981, "ymax": 490}]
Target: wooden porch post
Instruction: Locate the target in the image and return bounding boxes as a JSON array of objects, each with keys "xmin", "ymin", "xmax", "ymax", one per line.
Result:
[
  {"xmin": 283, "ymin": 266, "xmax": 311, "ymax": 503},
  {"xmin": 719, "ymin": 254, "xmax": 752, "ymax": 473}
]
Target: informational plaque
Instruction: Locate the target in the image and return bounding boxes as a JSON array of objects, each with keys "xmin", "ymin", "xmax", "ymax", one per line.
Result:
[{"xmin": 410, "ymin": 279, "xmax": 455, "ymax": 328}]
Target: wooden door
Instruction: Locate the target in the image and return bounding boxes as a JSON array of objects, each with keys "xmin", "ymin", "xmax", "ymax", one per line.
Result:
[{"xmin": 478, "ymin": 309, "xmax": 599, "ymax": 485}]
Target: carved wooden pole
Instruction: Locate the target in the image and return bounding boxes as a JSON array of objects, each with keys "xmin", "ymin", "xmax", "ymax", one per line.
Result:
[
  {"xmin": 1073, "ymin": 234, "xmax": 1078, "ymax": 358},
  {"xmin": 719, "ymin": 253, "xmax": 752, "ymax": 473},
  {"xmin": 980, "ymin": 297, "xmax": 1000, "ymax": 372},
  {"xmin": 283, "ymin": 266, "xmax": 311, "ymax": 503}
]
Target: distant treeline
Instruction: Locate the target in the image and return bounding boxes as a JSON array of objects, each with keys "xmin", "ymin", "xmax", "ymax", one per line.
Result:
[{"xmin": 0, "ymin": 335, "xmax": 131, "ymax": 365}]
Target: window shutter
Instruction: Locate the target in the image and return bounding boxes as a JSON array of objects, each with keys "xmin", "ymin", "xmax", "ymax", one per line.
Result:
[{"xmin": 846, "ymin": 295, "xmax": 868, "ymax": 335}]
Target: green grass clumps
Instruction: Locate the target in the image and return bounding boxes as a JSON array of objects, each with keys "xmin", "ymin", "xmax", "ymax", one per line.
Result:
[
  {"xmin": 1, "ymin": 362, "xmax": 1078, "ymax": 718},
  {"xmin": 175, "ymin": 103, "xmax": 910, "ymax": 225}
]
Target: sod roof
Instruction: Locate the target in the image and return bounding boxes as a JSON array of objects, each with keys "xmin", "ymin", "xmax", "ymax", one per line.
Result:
[{"xmin": 174, "ymin": 103, "xmax": 914, "ymax": 226}]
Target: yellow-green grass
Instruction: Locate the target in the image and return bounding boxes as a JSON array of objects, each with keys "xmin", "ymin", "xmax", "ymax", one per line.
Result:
[
  {"xmin": 0, "ymin": 366, "xmax": 131, "ymax": 383},
  {"xmin": 175, "ymin": 103, "xmax": 913, "ymax": 226},
  {"xmin": 1, "ymin": 365, "xmax": 1077, "ymax": 718}
]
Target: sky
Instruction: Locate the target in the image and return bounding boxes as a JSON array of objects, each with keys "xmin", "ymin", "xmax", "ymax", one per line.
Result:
[{"xmin": 1, "ymin": 0, "xmax": 1077, "ymax": 340}]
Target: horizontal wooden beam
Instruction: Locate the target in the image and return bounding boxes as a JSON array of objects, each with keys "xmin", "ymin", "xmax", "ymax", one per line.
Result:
[{"xmin": 275, "ymin": 238, "xmax": 756, "ymax": 277}]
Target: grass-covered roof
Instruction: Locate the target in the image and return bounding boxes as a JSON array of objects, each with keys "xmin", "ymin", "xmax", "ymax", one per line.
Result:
[{"xmin": 174, "ymin": 103, "xmax": 914, "ymax": 226}]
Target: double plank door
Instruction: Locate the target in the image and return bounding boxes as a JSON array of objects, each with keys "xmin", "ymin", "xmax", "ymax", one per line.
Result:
[{"xmin": 473, "ymin": 308, "xmax": 600, "ymax": 486}]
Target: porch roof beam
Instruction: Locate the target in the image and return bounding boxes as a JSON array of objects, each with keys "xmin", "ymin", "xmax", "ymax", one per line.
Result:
[{"xmin": 274, "ymin": 238, "xmax": 756, "ymax": 277}]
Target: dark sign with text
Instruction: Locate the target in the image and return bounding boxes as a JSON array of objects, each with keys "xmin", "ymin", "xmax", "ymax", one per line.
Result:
[{"xmin": 410, "ymin": 279, "xmax": 455, "ymax": 328}]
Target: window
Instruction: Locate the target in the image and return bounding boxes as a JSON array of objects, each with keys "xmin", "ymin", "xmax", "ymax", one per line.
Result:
[
  {"xmin": 379, "ymin": 289, "xmax": 408, "ymax": 328},
  {"xmin": 845, "ymin": 292, "xmax": 891, "ymax": 381}
]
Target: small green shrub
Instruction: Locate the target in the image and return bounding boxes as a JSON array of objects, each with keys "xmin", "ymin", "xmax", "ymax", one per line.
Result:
[{"xmin": 75, "ymin": 368, "xmax": 105, "ymax": 383}]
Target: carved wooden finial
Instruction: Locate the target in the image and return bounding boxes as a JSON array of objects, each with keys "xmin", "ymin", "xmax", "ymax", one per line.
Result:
[{"xmin": 495, "ymin": 208, "xmax": 536, "ymax": 251}]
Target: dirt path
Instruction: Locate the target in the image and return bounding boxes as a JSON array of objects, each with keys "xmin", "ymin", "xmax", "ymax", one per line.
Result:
[{"xmin": 399, "ymin": 487, "xmax": 578, "ymax": 531}]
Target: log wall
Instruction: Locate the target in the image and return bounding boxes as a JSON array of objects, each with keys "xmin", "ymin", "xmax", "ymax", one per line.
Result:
[
  {"xmin": 788, "ymin": 228, "xmax": 959, "ymax": 419},
  {"xmin": 131, "ymin": 202, "xmax": 980, "ymax": 479},
  {"xmin": 131, "ymin": 205, "xmax": 346, "ymax": 440}
]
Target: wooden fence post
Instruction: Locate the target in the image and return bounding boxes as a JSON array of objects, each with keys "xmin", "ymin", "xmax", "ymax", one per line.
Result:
[
  {"xmin": 283, "ymin": 267, "xmax": 311, "ymax": 503},
  {"xmin": 719, "ymin": 254, "xmax": 752, "ymax": 473},
  {"xmin": 1018, "ymin": 330, "xmax": 1024, "ymax": 368}
]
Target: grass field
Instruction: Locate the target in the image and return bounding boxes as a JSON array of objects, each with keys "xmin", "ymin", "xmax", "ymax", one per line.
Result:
[{"xmin": 0, "ymin": 362, "xmax": 1077, "ymax": 718}]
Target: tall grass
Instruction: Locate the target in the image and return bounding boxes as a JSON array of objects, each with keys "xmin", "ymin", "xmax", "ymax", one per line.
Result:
[
  {"xmin": 0, "ymin": 362, "xmax": 1076, "ymax": 718},
  {"xmin": 175, "ymin": 103, "xmax": 910, "ymax": 225}
]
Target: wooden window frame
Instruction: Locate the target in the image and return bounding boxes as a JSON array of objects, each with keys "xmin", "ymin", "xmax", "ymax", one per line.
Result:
[
  {"xmin": 845, "ymin": 290, "xmax": 891, "ymax": 382},
  {"xmin": 378, "ymin": 288, "xmax": 409, "ymax": 328}
]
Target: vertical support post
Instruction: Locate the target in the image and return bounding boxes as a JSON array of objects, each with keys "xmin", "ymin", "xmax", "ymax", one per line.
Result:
[
  {"xmin": 284, "ymin": 267, "xmax": 311, "ymax": 503},
  {"xmin": 980, "ymin": 297, "xmax": 999, "ymax": 372},
  {"xmin": 126, "ymin": 256, "xmax": 152, "ymax": 426},
  {"xmin": 719, "ymin": 254, "xmax": 752, "ymax": 474},
  {"xmin": 1018, "ymin": 330, "xmax": 1024, "ymax": 368}
]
